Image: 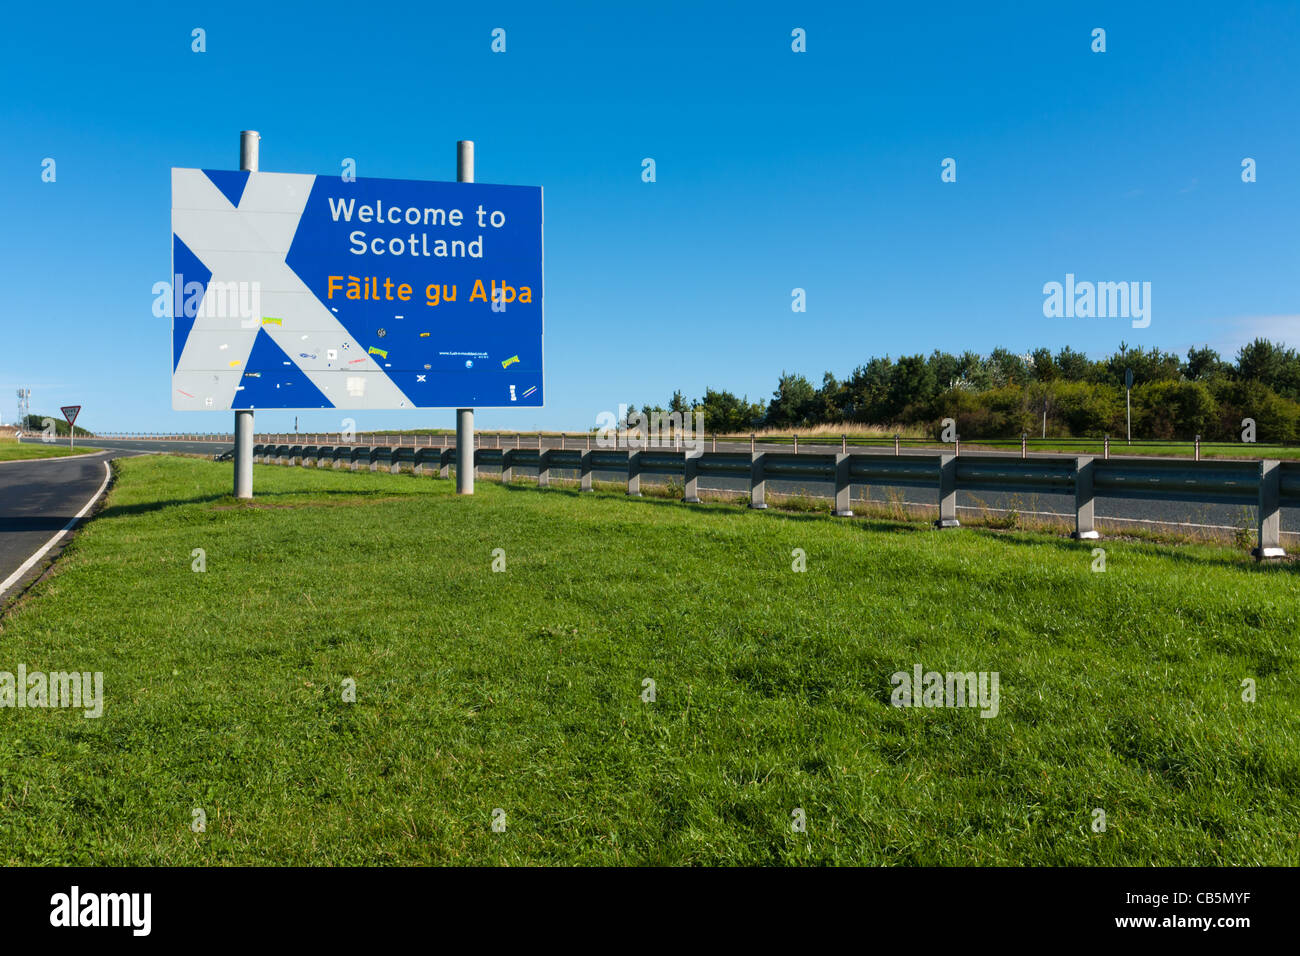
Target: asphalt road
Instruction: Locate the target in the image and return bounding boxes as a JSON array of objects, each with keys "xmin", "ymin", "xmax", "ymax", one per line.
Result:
[
  {"xmin": 0, "ymin": 448, "xmax": 133, "ymax": 605},
  {"xmin": 49, "ymin": 437, "xmax": 234, "ymax": 456}
]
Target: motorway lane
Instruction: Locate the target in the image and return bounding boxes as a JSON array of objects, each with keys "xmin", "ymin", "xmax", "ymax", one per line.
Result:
[
  {"xmin": 36, "ymin": 437, "xmax": 234, "ymax": 457},
  {"xmin": 0, "ymin": 448, "xmax": 138, "ymax": 606}
]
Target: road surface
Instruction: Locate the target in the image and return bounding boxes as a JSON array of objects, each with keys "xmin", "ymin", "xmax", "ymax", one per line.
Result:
[{"xmin": 0, "ymin": 448, "xmax": 135, "ymax": 606}]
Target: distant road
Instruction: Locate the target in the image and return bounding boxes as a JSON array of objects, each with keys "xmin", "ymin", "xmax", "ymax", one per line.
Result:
[{"xmin": 29, "ymin": 436, "xmax": 234, "ymax": 456}]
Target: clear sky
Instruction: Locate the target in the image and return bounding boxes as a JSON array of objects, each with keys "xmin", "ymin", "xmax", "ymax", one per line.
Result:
[{"xmin": 3, "ymin": 1, "xmax": 1298, "ymax": 433}]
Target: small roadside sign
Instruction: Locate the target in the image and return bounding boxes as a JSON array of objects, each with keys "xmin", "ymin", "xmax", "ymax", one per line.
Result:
[
  {"xmin": 1124, "ymin": 368, "xmax": 1133, "ymax": 389},
  {"xmin": 60, "ymin": 405, "xmax": 81, "ymax": 449}
]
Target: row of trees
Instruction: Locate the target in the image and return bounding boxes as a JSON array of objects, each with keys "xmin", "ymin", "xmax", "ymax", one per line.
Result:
[
  {"xmin": 628, "ymin": 339, "xmax": 1300, "ymax": 442},
  {"xmin": 20, "ymin": 414, "xmax": 92, "ymax": 437}
]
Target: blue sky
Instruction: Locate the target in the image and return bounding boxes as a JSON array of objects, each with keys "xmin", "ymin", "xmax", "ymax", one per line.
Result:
[{"xmin": 3, "ymin": 1, "xmax": 1299, "ymax": 432}]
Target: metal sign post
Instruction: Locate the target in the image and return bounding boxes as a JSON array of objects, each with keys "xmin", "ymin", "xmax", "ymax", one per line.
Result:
[
  {"xmin": 456, "ymin": 139, "xmax": 475, "ymax": 495},
  {"xmin": 60, "ymin": 405, "xmax": 81, "ymax": 449},
  {"xmin": 233, "ymin": 130, "xmax": 259, "ymax": 499}
]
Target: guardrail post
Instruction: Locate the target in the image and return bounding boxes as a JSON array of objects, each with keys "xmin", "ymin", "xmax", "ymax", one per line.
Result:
[
  {"xmin": 627, "ymin": 449, "xmax": 642, "ymax": 496},
  {"xmin": 894, "ymin": 434, "xmax": 900, "ymax": 456},
  {"xmin": 833, "ymin": 453, "xmax": 853, "ymax": 517},
  {"xmin": 750, "ymin": 452, "xmax": 767, "ymax": 509},
  {"xmin": 935, "ymin": 453, "xmax": 959, "ymax": 528},
  {"xmin": 1194, "ymin": 435, "xmax": 1201, "ymax": 461},
  {"xmin": 1104, "ymin": 434, "xmax": 1110, "ymax": 460},
  {"xmin": 580, "ymin": 450, "xmax": 594, "ymax": 491},
  {"xmin": 537, "ymin": 449, "xmax": 550, "ymax": 487},
  {"xmin": 1021, "ymin": 433, "xmax": 1027, "ymax": 459},
  {"xmin": 1254, "ymin": 459, "xmax": 1285, "ymax": 559},
  {"xmin": 683, "ymin": 449, "xmax": 702, "ymax": 503},
  {"xmin": 1073, "ymin": 456, "xmax": 1099, "ymax": 539}
]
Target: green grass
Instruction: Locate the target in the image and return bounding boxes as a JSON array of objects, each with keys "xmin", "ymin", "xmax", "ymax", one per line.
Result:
[
  {"xmin": 0, "ymin": 456, "xmax": 1297, "ymax": 865},
  {"xmin": 0, "ymin": 443, "xmax": 100, "ymax": 461}
]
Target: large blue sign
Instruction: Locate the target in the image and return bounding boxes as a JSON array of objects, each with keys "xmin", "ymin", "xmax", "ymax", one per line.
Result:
[{"xmin": 171, "ymin": 168, "xmax": 543, "ymax": 411}]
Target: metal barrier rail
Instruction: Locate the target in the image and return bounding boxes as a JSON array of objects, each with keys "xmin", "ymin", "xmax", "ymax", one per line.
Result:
[
  {"xmin": 247, "ymin": 443, "xmax": 1296, "ymax": 559},
  {"xmin": 91, "ymin": 430, "xmax": 1296, "ymax": 464}
]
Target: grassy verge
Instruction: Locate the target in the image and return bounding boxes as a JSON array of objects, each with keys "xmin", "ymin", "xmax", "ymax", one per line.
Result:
[
  {"xmin": 0, "ymin": 443, "xmax": 101, "ymax": 461},
  {"xmin": 0, "ymin": 456, "xmax": 1296, "ymax": 865}
]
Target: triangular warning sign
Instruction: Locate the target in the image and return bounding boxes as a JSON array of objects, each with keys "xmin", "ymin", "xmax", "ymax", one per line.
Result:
[{"xmin": 60, "ymin": 405, "xmax": 81, "ymax": 426}]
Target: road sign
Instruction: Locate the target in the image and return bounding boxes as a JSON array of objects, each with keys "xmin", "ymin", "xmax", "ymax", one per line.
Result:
[
  {"xmin": 1124, "ymin": 368, "xmax": 1133, "ymax": 389},
  {"xmin": 60, "ymin": 405, "xmax": 80, "ymax": 449},
  {"xmin": 171, "ymin": 168, "xmax": 543, "ymax": 411}
]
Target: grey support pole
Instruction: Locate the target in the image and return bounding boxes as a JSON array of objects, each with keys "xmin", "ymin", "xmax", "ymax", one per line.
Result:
[
  {"xmin": 1254, "ymin": 459, "xmax": 1285, "ymax": 559},
  {"xmin": 935, "ymin": 453, "xmax": 960, "ymax": 528},
  {"xmin": 456, "ymin": 408, "xmax": 474, "ymax": 493},
  {"xmin": 233, "ymin": 130, "xmax": 260, "ymax": 499},
  {"xmin": 537, "ymin": 449, "xmax": 550, "ymax": 487},
  {"xmin": 1073, "ymin": 456, "xmax": 1099, "ymax": 540},
  {"xmin": 580, "ymin": 450, "xmax": 594, "ymax": 491},
  {"xmin": 455, "ymin": 140, "xmax": 475, "ymax": 495},
  {"xmin": 234, "ymin": 411, "xmax": 253, "ymax": 494}
]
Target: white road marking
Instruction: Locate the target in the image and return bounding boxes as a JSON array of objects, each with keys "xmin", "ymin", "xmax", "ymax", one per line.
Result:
[
  {"xmin": 0, "ymin": 448, "xmax": 109, "ymax": 465},
  {"xmin": 0, "ymin": 459, "xmax": 113, "ymax": 601}
]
